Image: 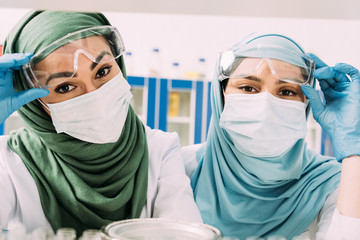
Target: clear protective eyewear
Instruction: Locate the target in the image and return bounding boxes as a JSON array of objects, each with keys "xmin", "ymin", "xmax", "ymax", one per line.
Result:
[
  {"xmin": 217, "ymin": 47, "xmax": 315, "ymax": 86},
  {"xmin": 22, "ymin": 25, "xmax": 125, "ymax": 89}
]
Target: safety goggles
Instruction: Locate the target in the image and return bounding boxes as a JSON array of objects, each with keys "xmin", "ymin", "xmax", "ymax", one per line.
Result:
[
  {"xmin": 22, "ymin": 25, "xmax": 125, "ymax": 89},
  {"xmin": 217, "ymin": 46, "xmax": 315, "ymax": 86}
]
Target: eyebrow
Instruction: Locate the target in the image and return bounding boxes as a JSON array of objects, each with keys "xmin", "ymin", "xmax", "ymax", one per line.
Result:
[
  {"xmin": 90, "ymin": 51, "xmax": 112, "ymax": 70},
  {"xmin": 45, "ymin": 51, "xmax": 113, "ymax": 85},
  {"xmin": 242, "ymin": 75, "xmax": 263, "ymax": 83},
  {"xmin": 239, "ymin": 75, "xmax": 304, "ymax": 85},
  {"xmin": 46, "ymin": 72, "xmax": 75, "ymax": 85}
]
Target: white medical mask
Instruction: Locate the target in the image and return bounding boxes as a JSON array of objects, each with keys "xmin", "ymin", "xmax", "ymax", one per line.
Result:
[
  {"xmin": 46, "ymin": 73, "xmax": 132, "ymax": 144},
  {"xmin": 219, "ymin": 92, "xmax": 307, "ymax": 158}
]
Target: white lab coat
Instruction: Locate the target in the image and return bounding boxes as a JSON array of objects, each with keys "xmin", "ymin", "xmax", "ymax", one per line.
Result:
[
  {"xmin": 0, "ymin": 126, "xmax": 202, "ymax": 233},
  {"xmin": 181, "ymin": 144, "xmax": 360, "ymax": 240}
]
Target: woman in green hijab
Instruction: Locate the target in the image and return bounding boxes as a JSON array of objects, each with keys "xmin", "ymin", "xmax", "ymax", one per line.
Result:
[{"xmin": 0, "ymin": 10, "xmax": 202, "ymax": 236}]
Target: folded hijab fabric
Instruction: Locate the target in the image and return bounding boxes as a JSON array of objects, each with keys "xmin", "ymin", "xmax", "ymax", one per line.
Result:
[
  {"xmin": 4, "ymin": 10, "xmax": 149, "ymax": 234},
  {"xmin": 191, "ymin": 33, "xmax": 341, "ymax": 239}
]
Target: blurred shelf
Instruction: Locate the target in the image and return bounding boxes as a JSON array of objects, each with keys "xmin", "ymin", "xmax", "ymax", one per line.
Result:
[{"xmin": 167, "ymin": 116, "xmax": 191, "ymax": 124}]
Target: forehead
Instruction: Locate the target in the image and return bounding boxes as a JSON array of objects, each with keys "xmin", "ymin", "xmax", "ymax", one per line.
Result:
[
  {"xmin": 232, "ymin": 57, "xmax": 306, "ymax": 83},
  {"xmin": 236, "ymin": 58, "xmax": 302, "ymax": 72},
  {"xmin": 34, "ymin": 36, "xmax": 111, "ymax": 70},
  {"xmin": 49, "ymin": 35, "xmax": 110, "ymax": 55}
]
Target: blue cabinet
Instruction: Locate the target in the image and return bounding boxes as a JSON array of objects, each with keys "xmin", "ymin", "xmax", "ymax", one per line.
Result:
[{"xmin": 128, "ymin": 76, "xmax": 211, "ymax": 146}]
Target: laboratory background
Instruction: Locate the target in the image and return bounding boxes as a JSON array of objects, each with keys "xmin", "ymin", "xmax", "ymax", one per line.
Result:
[{"xmin": 1, "ymin": 0, "xmax": 360, "ymax": 156}]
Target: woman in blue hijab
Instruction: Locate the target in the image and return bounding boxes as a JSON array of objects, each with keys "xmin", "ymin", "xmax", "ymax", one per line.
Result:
[{"xmin": 184, "ymin": 33, "xmax": 360, "ymax": 239}]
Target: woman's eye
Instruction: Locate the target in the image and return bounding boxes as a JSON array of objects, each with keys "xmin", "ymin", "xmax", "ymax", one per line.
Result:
[
  {"xmin": 279, "ymin": 89, "xmax": 296, "ymax": 96},
  {"xmin": 96, "ymin": 66, "xmax": 112, "ymax": 79},
  {"xmin": 55, "ymin": 84, "xmax": 75, "ymax": 94},
  {"xmin": 239, "ymin": 86, "xmax": 257, "ymax": 93}
]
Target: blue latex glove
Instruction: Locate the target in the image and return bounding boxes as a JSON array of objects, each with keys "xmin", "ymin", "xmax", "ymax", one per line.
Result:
[
  {"xmin": 0, "ymin": 53, "xmax": 49, "ymax": 124},
  {"xmin": 301, "ymin": 53, "xmax": 360, "ymax": 161}
]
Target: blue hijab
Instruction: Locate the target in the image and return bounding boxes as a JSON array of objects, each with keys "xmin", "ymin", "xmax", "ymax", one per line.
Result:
[{"xmin": 191, "ymin": 33, "xmax": 341, "ymax": 239}]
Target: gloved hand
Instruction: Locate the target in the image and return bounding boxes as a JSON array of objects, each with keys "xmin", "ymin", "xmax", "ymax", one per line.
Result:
[
  {"xmin": 0, "ymin": 53, "xmax": 49, "ymax": 124},
  {"xmin": 301, "ymin": 53, "xmax": 360, "ymax": 161}
]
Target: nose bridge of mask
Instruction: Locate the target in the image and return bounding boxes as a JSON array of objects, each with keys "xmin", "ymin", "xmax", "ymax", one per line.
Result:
[
  {"xmin": 263, "ymin": 91, "xmax": 305, "ymax": 108},
  {"xmin": 262, "ymin": 92, "xmax": 306, "ymax": 127},
  {"xmin": 224, "ymin": 92, "xmax": 305, "ymax": 121}
]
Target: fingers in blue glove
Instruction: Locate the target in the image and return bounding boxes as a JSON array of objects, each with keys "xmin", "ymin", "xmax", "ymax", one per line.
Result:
[
  {"xmin": 316, "ymin": 67, "xmax": 351, "ymax": 92},
  {"xmin": 307, "ymin": 52, "xmax": 349, "ymax": 84},
  {"xmin": 314, "ymin": 66, "xmax": 350, "ymax": 82},
  {"xmin": 0, "ymin": 70, "xmax": 15, "ymax": 89},
  {"xmin": 318, "ymin": 79, "xmax": 347, "ymax": 98},
  {"xmin": 318, "ymin": 78, "xmax": 341, "ymax": 93},
  {"xmin": 0, "ymin": 53, "xmax": 33, "ymax": 70},
  {"xmin": 334, "ymin": 63, "xmax": 360, "ymax": 82},
  {"xmin": 301, "ymin": 85, "xmax": 325, "ymax": 121}
]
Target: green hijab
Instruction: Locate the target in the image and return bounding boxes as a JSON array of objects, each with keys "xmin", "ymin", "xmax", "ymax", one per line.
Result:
[{"xmin": 4, "ymin": 10, "xmax": 149, "ymax": 234}]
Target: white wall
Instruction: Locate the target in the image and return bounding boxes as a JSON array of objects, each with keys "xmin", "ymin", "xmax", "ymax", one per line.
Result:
[{"xmin": 1, "ymin": 8, "xmax": 360, "ymax": 80}]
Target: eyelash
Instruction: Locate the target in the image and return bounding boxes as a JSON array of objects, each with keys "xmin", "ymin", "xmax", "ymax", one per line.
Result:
[
  {"xmin": 95, "ymin": 65, "xmax": 112, "ymax": 79},
  {"xmin": 54, "ymin": 83, "xmax": 75, "ymax": 94},
  {"xmin": 238, "ymin": 85, "xmax": 258, "ymax": 93},
  {"xmin": 54, "ymin": 65, "xmax": 113, "ymax": 94},
  {"xmin": 279, "ymin": 89, "xmax": 297, "ymax": 96}
]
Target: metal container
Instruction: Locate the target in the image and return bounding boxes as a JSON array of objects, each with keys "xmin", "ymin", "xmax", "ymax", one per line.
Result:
[{"xmin": 101, "ymin": 218, "xmax": 222, "ymax": 240}]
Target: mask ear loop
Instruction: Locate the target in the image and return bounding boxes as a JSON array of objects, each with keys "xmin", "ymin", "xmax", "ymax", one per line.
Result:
[{"xmin": 37, "ymin": 99, "xmax": 50, "ymax": 112}]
